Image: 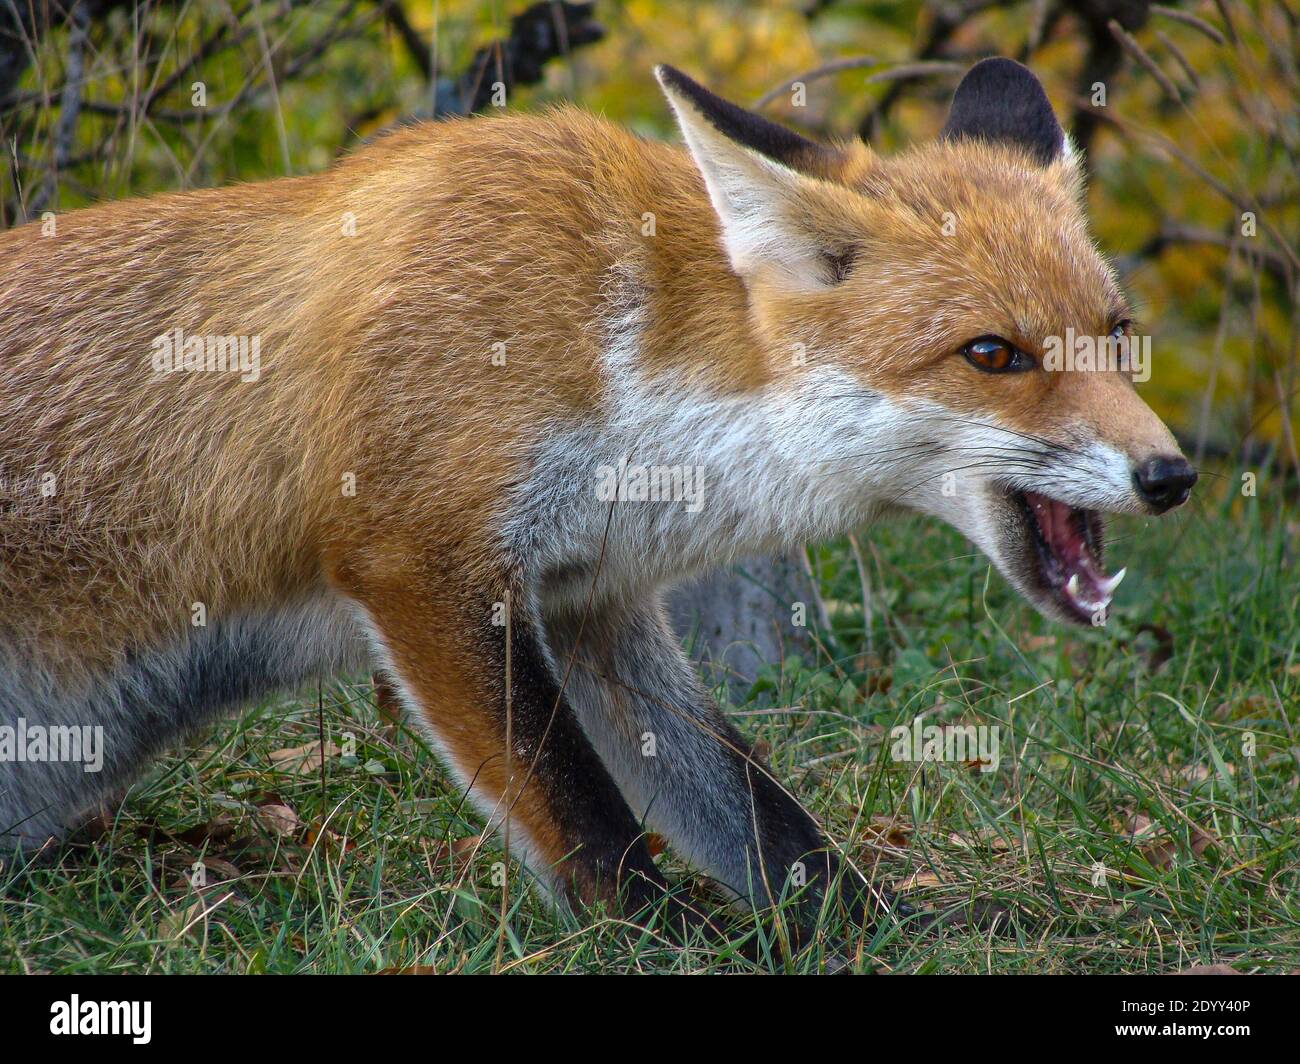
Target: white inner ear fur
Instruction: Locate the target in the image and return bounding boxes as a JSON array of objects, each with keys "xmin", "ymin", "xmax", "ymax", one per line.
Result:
[
  {"xmin": 658, "ymin": 86, "xmax": 835, "ymax": 287},
  {"xmin": 1059, "ymin": 130, "xmax": 1078, "ymax": 167}
]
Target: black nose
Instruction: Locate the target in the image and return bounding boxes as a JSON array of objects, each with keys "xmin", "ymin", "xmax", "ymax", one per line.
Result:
[{"xmin": 1133, "ymin": 456, "xmax": 1197, "ymax": 513}]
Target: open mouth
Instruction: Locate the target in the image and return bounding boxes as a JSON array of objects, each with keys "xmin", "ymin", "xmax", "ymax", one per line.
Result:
[{"xmin": 1011, "ymin": 489, "xmax": 1126, "ymax": 623}]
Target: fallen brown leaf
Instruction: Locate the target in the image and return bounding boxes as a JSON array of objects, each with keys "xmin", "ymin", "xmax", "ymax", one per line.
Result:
[
  {"xmin": 1125, "ymin": 812, "xmax": 1177, "ymax": 870},
  {"xmin": 1123, "ymin": 812, "xmax": 1217, "ymax": 871},
  {"xmin": 895, "ymin": 870, "xmax": 943, "ymax": 892},
  {"xmin": 176, "ymin": 813, "xmax": 240, "ymax": 848},
  {"xmin": 269, "ymin": 740, "xmax": 341, "ymax": 775},
  {"xmin": 862, "ymin": 815, "xmax": 911, "ymax": 849},
  {"xmin": 256, "ymin": 802, "xmax": 301, "ymax": 837},
  {"xmin": 425, "ymin": 834, "xmax": 486, "ymax": 866},
  {"xmin": 948, "ymin": 828, "xmax": 1013, "ymax": 852},
  {"xmin": 200, "ymin": 854, "xmax": 242, "ymax": 880},
  {"xmin": 306, "ymin": 819, "xmax": 355, "ymax": 854}
]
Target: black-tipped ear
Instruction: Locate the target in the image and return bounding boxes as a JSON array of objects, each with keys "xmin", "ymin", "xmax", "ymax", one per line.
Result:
[
  {"xmin": 939, "ymin": 58, "xmax": 1064, "ymax": 166},
  {"xmin": 654, "ymin": 64, "xmax": 833, "ymax": 175},
  {"xmin": 654, "ymin": 64, "xmax": 848, "ymax": 284}
]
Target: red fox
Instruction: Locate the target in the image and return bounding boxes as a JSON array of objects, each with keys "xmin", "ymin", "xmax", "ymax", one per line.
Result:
[{"xmin": 0, "ymin": 59, "xmax": 1194, "ymax": 933}]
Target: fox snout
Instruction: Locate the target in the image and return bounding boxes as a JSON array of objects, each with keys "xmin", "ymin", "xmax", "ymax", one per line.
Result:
[{"xmin": 1132, "ymin": 454, "xmax": 1197, "ymax": 514}]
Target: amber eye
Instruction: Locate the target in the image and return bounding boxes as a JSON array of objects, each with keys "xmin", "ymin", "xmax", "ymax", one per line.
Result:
[
  {"xmin": 1106, "ymin": 318, "xmax": 1135, "ymax": 371},
  {"xmin": 961, "ymin": 336, "xmax": 1034, "ymax": 374}
]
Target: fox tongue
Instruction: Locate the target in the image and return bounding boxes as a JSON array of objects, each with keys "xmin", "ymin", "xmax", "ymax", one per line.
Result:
[{"xmin": 1022, "ymin": 490, "xmax": 1124, "ymax": 613}]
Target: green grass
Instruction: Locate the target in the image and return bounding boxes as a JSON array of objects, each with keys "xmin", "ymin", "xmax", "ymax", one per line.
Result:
[{"xmin": 2, "ymin": 468, "xmax": 1297, "ymax": 973}]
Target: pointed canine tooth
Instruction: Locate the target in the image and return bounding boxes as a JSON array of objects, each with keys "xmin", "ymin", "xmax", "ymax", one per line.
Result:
[
  {"xmin": 1098, "ymin": 567, "xmax": 1128, "ymax": 596},
  {"xmin": 1066, "ymin": 573, "xmax": 1081, "ymax": 599}
]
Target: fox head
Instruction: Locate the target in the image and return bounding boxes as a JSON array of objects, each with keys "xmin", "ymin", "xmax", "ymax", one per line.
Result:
[{"xmin": 655, "ymin": 59, "xmax": 1196, "ymax": 626}]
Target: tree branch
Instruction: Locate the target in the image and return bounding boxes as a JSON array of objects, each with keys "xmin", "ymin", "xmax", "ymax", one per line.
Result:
[{"xmin": 28, "ymin": 0, "xmax": 88, "ymax": 216}]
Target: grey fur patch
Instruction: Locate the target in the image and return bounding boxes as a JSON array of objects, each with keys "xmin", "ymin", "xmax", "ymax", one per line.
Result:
[
  {"xmin": 0, "ymin": 593, "xmax": 366, "ymax": 850},
  {"xmin": 542, "ymin": 598, "xmax": 821, "ymax": 904}
]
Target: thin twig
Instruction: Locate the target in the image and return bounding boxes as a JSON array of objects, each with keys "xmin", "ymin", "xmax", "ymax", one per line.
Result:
[
  {"xmin": 847, "ymin": 531, "xmax": 873, "ymax": 663},
  {"xmin": 798, "ymin": 546, "xmax": 835, "ymax": 637},
  {"xmin": 1108, "ymin": 19, "xmax": 1181, "ymax": 102},
  {"xmin": 753, "ymin": 55, "xmax": 881, "ymax": 110},
  {"xmin": 378, "ymin": 0, "xmax": 431, "ymax": 80},
  {"xmin": 1194, "ymin": 237, "xmax": 1239, "ymax": 464},
  {"xmin": 1212, "ymin": 0, "xmax": 1239, "ymax": 45},
  {"xmin": 863, "ymin": 60, "xmax": 964, "ymax": 85},
  {"xmin": 1153, "ymin": 28, "xmax": 1199, "ymax": 91},
  {"xmin": 30, "ymin": 0, "xmax": 88, "ymax": 216},
  {"xmin": 1151, "ymin": 3, "xmax": 1227, "ymax": 45}
]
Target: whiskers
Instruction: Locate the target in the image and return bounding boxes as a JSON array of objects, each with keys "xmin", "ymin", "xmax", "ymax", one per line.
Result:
[{"xmin": 811, "ymin": 403, "xmax": 1088, "ymax": 508}]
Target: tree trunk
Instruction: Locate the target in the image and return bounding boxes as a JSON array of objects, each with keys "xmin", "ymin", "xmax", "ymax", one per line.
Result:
[{"xmin": 667, "ymin": 552, "xmax": 816, "ymax": 700}]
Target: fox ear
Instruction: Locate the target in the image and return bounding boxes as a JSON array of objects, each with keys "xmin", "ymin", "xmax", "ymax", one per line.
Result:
[
  {"xmin": 940, "ymin": 58, "xmax": 1067, "ymax": 166},
  {"xmin": 654, "ymin": 64, "xmax": 846, "ymax": 285}
]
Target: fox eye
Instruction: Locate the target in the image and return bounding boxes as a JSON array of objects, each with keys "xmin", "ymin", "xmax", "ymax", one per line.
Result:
[
  {"xmin": 960, "ymin": 336, "xmax": 1034, "ymax": 373},
  {"xmin": 1109, "ymin": 319, "xmax": 1132, "ymax": 340}
]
